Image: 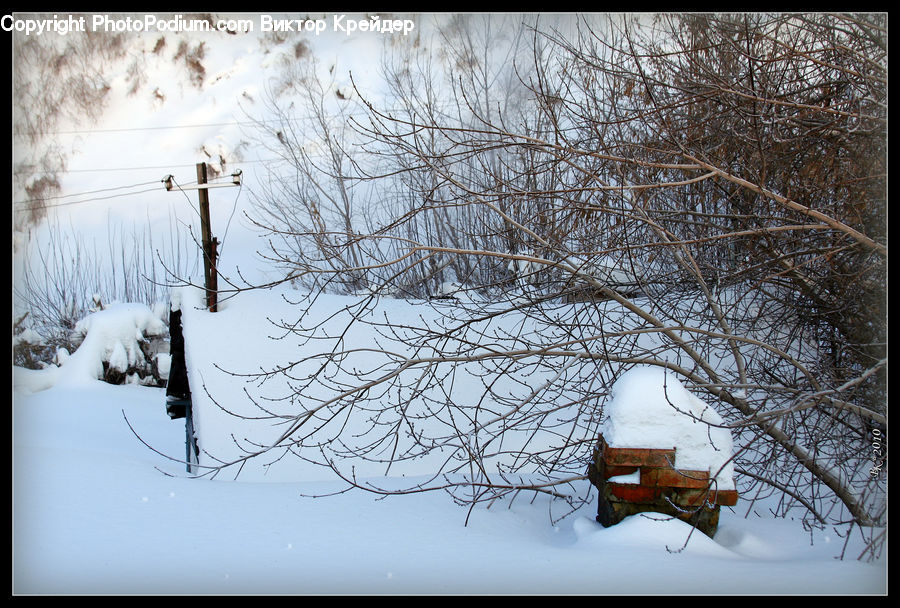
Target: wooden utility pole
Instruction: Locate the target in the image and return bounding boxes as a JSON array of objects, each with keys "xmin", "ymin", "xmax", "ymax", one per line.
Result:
[
  {"xmin": 164, "ymin": 163, "xmax": 242, "ymax": 313},
  {"xmin": 196, "ymin": 162, "xmax": 217, "ymax": 312}
]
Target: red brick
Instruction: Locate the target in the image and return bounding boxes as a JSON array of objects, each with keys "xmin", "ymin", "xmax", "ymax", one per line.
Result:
[
  {"xmin": 673, "ymin": 488, "xmax": 739, "ymax": 506},
  {"xmin": 638, "ymin": 465, "xmax": 708, "ymax": 488},
  {"xmin": 642, "ymin": 448, "xmax": 678, "ymax": 468},
  {"xmin": 608, "ymin": 483, "xmax": 662, "ymax": 503},
  {"xmin": 639, "ymin": 467, "xmax": 660, "ymax": 486},
  {"xmin": 596, "ymin": 434, "xmax": 737, "ymax": 507},
  {"xmin": 714, "ymin": 489, "xmax": 739, "ymax": 506},
  {"xmin": 603, "ymin": 446, "xmax": 650, "ymax": 466},
  {"xmin": 673, "ymin": 488, "xmax": 715, "ymax": 507},
  {"xmin": 599, "ymin": 435, "xmax": 676, "ymax": 467},
  {"xmin": 603, "ymin": 446, "xmax": 677, "ymax": 467},
  {"xmin": 653, "ymin": 468, "xmax": 710, "ymax": 489},
  {"xmin": 671, "ymin": 488, "xmax": 736, "ymax": 506},
  {"xmin": 603, "ymin": 465, "xmax": 639, "ymax": 480}
]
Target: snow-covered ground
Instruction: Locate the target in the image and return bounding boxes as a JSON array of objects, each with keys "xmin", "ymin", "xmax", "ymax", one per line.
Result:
[{"xmin": 12, "ymin": 295, "xmax": 888, "ymax": 595}]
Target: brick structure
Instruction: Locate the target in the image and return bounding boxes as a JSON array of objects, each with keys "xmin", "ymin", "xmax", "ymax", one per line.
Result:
[{"xmin": 587, "ymin": 435, "xmax": 738, "ymax": 537}]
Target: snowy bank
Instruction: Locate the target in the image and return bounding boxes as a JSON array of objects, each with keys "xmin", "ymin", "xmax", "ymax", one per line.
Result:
[
  {"xmin": 176, "ymin": 285, "xmax": 575, "ymax": 481},
  {"xmin": 15, "ymin": 302, "xmax": 168, "ymax": 392},
  {"xmin": 12, "ymin": 379, "xmax": 887, "ymax": 594}
]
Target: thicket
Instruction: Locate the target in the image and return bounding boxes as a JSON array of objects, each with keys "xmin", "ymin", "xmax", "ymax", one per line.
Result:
[
  {"xmin": 13, "ymin": 216, "xmax": 199, "ymax": 385},
  {"xmin": 234, "ymin": 13, "xmax": 886, "ymax": 558}
]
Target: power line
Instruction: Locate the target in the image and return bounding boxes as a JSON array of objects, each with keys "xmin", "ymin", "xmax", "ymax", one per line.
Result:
[
  {"xmin": 13, "ymin": 180, "xmax": 162, "ymax": 207},
  {"xmin": 13, "ymin": 173, "xmax": 245, "ymax": 216},
  {"xmin": 35, "ymin": 102, "xmax": 459, "ymax": 136},
  {"xmin": 14, "ymin": 165, "xmax": 251, "ymax": 212},
  {"xmin": 52, "ymin": 120, "xmax": 259, "ymax": 134},
  {"xmin": 14, "ymin": 186, "xmax": 166, "ymax": 212},
  {"xmin": 14, "ymin": 157, "xmax": 284, "ymax": 175},
  {"xmin": 217, "ymin": 175, "xmax": 243, "ymax": 258},
  {"xmin": 165, "ymin": 176, "xmax": 203, "ymax": 220},
  {"xmin": 45, "ymin": 114, "xmax": 364, "ymax": 136},
  {"xmin": 13, "ymin": 162, "xmax": 201, "ymax": 175}
]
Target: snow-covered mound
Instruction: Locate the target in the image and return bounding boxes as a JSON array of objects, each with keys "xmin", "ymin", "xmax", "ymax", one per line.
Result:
[
  {"xmin": 600, "ymin": 365, "xmax": 735, "ymax": 490},
  {"xmin": 14, "ymin": 302, "xmax": 169, "ymax": 395},
  {"xmin": 58, "ymin": 303, "xmax": 167, "ymax": 387}
]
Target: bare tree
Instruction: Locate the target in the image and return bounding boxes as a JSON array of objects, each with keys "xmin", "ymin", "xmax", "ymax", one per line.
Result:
[
  {"xmin": 230, "ymin": 13, "xmax": 885, "ymax": 557},
  {"xmin": 245, "ymin": 44, "xmax": 375, "ymax": 294}
]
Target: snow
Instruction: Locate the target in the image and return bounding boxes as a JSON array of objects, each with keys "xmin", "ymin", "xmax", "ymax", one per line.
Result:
[
  {"xmin": 154, "ymin": 352, "xmax": 171, "ymax": 380},
  {"xmin": 13, "ymin": 327, "xmax": 43, "ymax": 347},
  {"xmin": 607, "ymin": 470, "xmax": 642, "ymax": 485},
  {"xmin": 13, "ymin": 365, "xmax": 60, "ymax": 396},
  {"xmin": 585, "ymin": 254, "xmax": 641, "ymax": 288},
  {"xmin": 14, "ymin": 303, "xmax": 167, "ymax": 396},
  {"xmin": 54, "ymin": 303, "xmax": 167, "ymax": 388},
  {"xmin": 601, "ymin": 366, "xmax": 736, "ymax": 490},
  {"xmin": 176, "ymin": 285, "xmax": 499, "ymax": 481},
  {"xmin": 12, "ymin": 293, "xmax": 888, "ymax": 594}
]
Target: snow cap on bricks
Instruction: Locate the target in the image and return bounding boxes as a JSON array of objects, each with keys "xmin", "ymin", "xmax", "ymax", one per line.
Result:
[{"xmin": 600, "ymin": 365, "xmax": 735, "ymax": 491}]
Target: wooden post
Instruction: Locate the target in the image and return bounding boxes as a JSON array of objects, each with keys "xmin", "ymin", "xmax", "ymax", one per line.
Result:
[
  {"xmin": 164, "ymin": 163, "xmax": 240, "ymax": 312},
  {"xmin": 208, "ymin": 237, "xmax": 219, "ymax": 311},
  {"xmin": 196, "ymin": 162, "xmax": 217, "ymax": 312}
]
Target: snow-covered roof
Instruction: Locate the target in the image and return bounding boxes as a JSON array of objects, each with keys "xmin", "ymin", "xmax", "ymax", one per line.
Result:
[
  {"xmin": 177, "ymin": 285, "xmax": 501, "ymax": 481},
  {"xmin": 177, "ymin": 286, "xmax": 736, "ymax": 493}
]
